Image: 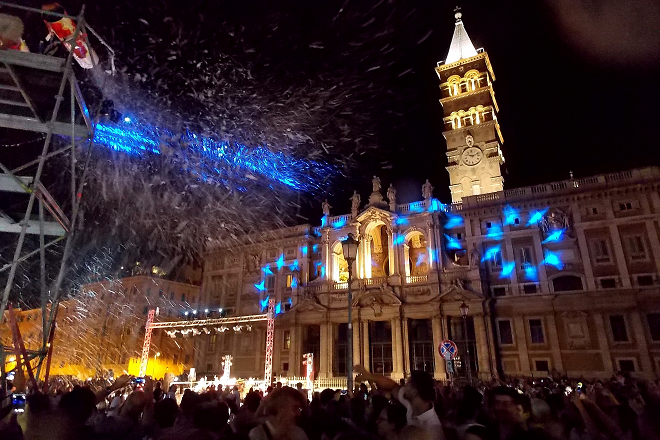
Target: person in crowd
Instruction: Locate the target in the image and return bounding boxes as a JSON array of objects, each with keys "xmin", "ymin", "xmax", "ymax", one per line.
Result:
[
  {"xmin": 249, "ymin": 386, "xmax": 308, "ymax": 440},
  {"xmin": 375, "ymin": 401, "xmax": 407, "ymax": 440},
  {"xmin": 355, "ymin": 365, "xmax": 445, "ymax": 440}
]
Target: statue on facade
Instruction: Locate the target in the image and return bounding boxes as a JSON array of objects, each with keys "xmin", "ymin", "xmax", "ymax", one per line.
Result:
[
  {"xmin": 469, "ymin": 244, "xmax": 480, "ymax": 268},
  {"xmin": 387, "ymin": 184, "xmax": 396, "ymax": 211},
  {"xmin": 422, "ymin": 179, "xmax": 434, "ymax": 201},
  {"xmin": 540, "ymin": 209, "xmax": 572, "ymax": 236},
  {"xmin": 350, "ymin": 191, "xmax": 361, "ymax": 217},
  {"xmin": 372, "ymin": 176, "xmax": 381, "ymax": 192},
  {"xmin": 322, "ymin": 199, "xmax": 331, "ymax": 217}
]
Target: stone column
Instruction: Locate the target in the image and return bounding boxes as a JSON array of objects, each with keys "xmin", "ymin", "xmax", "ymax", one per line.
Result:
[
  {"xmin": 392, "ymin": 318, "xmax": 404, "ymax": 378},
  {"xmin": 289, "ymin": 324, "xmax": 300, "ymax": 376},
  {"xmin": 645, "ymin": 220, "xmax": 660, "ymax": 275},
  {"xmin": 593, "ymin": 312, "xmax": 614, "ymax": 376},
  {"xmin": 532, "ymin": 235, "xmax": 549, "ymax": 293},
  {"xmin": 391, "ymin": 230, "xmax": 401, "ymax": 277},
  {"xmin": 513, "ymin": 316, "xmax": 531, "ymax": 374},
  {"xmin": 353, "ymin": 318, "xmax": 362, "ymax": 368},
  {"xmin": 504, "ymin": 238, "xmax": 519, "ymax": 287},
  {"xmin": 319, "ymin": 321, "xmax": 330, "ymax": 378},
  {"xmin": 401, "ymin": 317, "xmax": 410, "ymax": 376},
  {"xmin": 473, "ymin": 314, "xmax": 491, "ymax": 378},
  {"xmin": 362, "ymin": 321, "xmax": 371, "ymax": 371},
  {"xmin": 545, "ymin": 314, "xmax": 564, "ymax": 372},
  {"xmin": 576, "ymin": 227, "xmax": 597, "ymax": 290},
  {"xmin": 427, "ymin": 223, "xmax": 437, "ymax": 271},
  {"xmin": 322, "ymin": 230, "xmax": 330, "ymax": 280},
  {"xmin": 609, "ymin": 224, "xmax": 631, "ymax": 287},
  {"xmin": 629, "ymin": 310, "xmax": 653, "ymax": 376},
  {"xmin": 432, "ymin": 317, "xmax": 447, "ymax": 379}
]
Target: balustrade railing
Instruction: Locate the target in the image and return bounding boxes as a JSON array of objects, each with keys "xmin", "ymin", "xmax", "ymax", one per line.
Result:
[{"xmin": 406, "ymin": 275, "xmax": 428, "ymax": 284}]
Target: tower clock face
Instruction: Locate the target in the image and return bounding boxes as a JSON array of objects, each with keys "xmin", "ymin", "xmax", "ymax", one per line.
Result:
[{"xmin": 461, "ymin": 147, "xmax": 483, "ymax": 166}]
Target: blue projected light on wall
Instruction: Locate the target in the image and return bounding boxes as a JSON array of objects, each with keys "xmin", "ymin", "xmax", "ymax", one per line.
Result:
[
  {"xmin": 321, "ymin": 266, "xmax": 326, "ymax": 278},
  {"xmin": 332, "ymin": 219, "xmax": 347, "ymax": 228},
  {"xmin": 482, "ymin": 245, "xmax": 501, "ymax": 262},
  {"xmin": 527, "ymin": 208, "xmax": 548, "ymax": 226},
  {"xmin": 254, "ymin": 280, "xmax": 266, "ymax": 291},
  {"xmin": 93, "ymin": 117, "xmax": 336, "ymax": 193},
  {"xmin": 503, "ymin": 205, "xmax": 519, "ymax": 226},
  {"xmin": 543, "ymin": 251, "xmax": 564, "ymax": 269},
  {"xmin": 291, "ymin": 277, "xmax": 298, "ymax": 288},
  {"xmin": 445, "ymin": 213, "xmax": 464, "ymax": 229},
  {"xmin": 428, "ymin": 199, "xmax": 444, "ymax": 212},
  {"xmin": 276, "ymin": 254, "xmax": 285, "ymax": 271},
  {"xmin": 260, "ymin": 297, "xmax": 269, "ymax": 311},
  {"xmin": 524, "ymin": 265, "xmax": 538, "ymax": 280},
  {"xmin": 444, "ymin": 234, "xmax": 462, "ymax": 250},
  {"xmin": 486, "ymin": 224, "xmax": 504, "ymax": 240},
  {"xmin": 321, "ymin": 216, "xmax": 328, "ymax": 228},
  {"xmin": 262, "ymin": 266, "xmax": 273, "ymax": 276},
  {"xmin": 396, "ymin": 217, "xmax": 409, "ymax": 226},
  {"xmin": 301, "ymin": 246, "xmax": 308, "ymax": 255},
  {"xmin": 289, "ymin": 260, "xmax": 299, "ymax": 271},
  {"xmin": 500, "ymin": 261, "xmax": 515, "ymax": 278},
  {"xmin": 275, "ymin": 303, "xmax": 282, "ymax": 314},
  {"xmin": 542, "ymin": 229, "xmax": 565, "ymax": 244},
  {"xmin": 394, "ymin": 235, "xmax": 406, "ymax": 245},
  {"xmin": 312, "ymin": 244, "xmax": 319, "ymax": 253}
]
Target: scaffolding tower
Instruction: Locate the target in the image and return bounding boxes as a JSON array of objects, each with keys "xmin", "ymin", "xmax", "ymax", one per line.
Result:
[{"xmin": 0, "ymin": 3, "xmax": 102, "ymax": 386}]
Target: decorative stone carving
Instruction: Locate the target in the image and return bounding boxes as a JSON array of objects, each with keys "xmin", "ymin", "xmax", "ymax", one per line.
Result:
[
  {"xmin": 243, "ymin": 254, "xmax": 261, "ymax": 276},
  {"xmin": 422, "ymin": 179, "xmax": 434, "ymax": 201},
  {"xmin": 367, "ymin": 176, "xmax": 387, "ymax": 208},
  {"xmin": 469, "ymin": 244, "xmax": 480, "ymax": 268},
  {"xmin": 350, "ymin": 191, "xmax": 361, "ymax": 217},
  {"xmin": 372, "ymin": 176, "xmax": 381, "ymax": 192},
  {"xmin": 561, "ymin": 311, "xmax": 590, "ymax": 349},
  {"xmin": 540, "ymin": 208, "xmax": 573, "ymax": 237},
  {"xmin": 465, "ymin": 134, "xmax": 474, "ymax": 147},
  {"xmin": 387, "ymin": 184, "xmax": 396, "ymax": 211}
]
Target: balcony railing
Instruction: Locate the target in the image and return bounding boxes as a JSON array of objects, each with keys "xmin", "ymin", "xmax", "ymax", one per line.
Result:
[{"xmin": 406, "ymin": 275, "xmax": 428, "ymax": 284}]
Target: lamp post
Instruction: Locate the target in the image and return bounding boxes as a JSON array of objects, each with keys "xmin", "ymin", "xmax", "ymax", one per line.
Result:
[
  {"xmin": 459, "ymin": 301, "xmax": 472, "ymax": 384},
  {"xmin": 341, "ymin": 233, "xmax": 359, "ymax": 392}
]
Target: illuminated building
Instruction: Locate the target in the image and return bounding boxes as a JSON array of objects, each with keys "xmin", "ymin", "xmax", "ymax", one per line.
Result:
[
  {"xmin": 1, "ymin": 275, "xmax": 198, "ymax": 379},
  {"xmin": 197, "ymin": 11, "xmax": 660, "ymax": 381},
  {"xmin": 436, "ymin": 9, "xmax": 505, "ymax": 203}
]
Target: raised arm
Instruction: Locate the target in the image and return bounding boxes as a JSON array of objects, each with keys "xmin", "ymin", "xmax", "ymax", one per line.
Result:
[{"xmin": 354, "ymin": 365, "xmax": 400, "ymax": 396}]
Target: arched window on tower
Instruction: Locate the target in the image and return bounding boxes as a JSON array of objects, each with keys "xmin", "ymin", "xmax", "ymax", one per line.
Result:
[{"xmin": 332, "ymin": 242, "xmax": 349, "ymax": 283}]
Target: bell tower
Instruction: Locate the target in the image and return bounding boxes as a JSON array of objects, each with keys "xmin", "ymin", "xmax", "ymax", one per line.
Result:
[{"xmin": 435, "ymin": 8, "xmax": 505, "ymax": 203}]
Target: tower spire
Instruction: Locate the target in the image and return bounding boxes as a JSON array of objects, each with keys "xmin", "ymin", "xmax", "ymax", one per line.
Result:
[{"xmin": 445, "ymin": 6, "xmax": 478, "ymax": 64}]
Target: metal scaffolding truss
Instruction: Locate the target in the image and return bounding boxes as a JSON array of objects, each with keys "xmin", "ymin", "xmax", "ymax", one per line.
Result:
[
  {"xmin": 149, "ymin": 314, "xmax": 268, "ymax": 329},
  {"xmin": 0, "ymin": 3, "xmax": 105, "ymax": 383}
]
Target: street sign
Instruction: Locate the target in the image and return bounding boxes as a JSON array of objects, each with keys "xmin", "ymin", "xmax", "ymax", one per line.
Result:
[{"xmin": 439, "ymin": 340, "xmax": 459, "ymax": 360}]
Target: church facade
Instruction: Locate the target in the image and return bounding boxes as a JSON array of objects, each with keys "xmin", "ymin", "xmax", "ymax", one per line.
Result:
[{"xmin": 196, "ymin": 13, "xmax": 660, "ymax": 381}]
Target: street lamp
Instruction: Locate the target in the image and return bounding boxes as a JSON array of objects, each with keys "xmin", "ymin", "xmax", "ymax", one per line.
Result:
[
  {"xmin": 341, "ymin": 233, "xmax": 359, "ymax": 392},
  {"xmin": 459, "ymin": 301, "xmax": 472, "ymax": 384}
]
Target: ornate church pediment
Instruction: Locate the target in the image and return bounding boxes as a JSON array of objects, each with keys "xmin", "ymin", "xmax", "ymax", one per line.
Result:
[
  {"xmin": 291, "ymin": 295, "xmax": 327, "ymax": 313},
  {"xmin": 438, "ymin": 275, "xmax": 484, "ymax": 302},
  {"xmin": 352, "ymin": 282, "xmax": 402, "ymax": 308},
  {"xmin": 356, "ymin": 206, "xmax": 393, "ymax": 225}
]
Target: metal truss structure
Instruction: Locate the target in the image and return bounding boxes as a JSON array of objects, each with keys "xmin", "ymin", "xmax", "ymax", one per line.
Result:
[
  {"xmin": 264, "ymin": 299, "xmax": 275, "ymax": 384},
  {"xmin": 0, "ymin": 3, "xmax": 104, "ymax": 385},
  {"xmin": 138, "ymin": 309, "xmax": 156, "ymax": 377},
  {"xmin": 148, "ymin": 313, "xmax": 267, "ymax": 329}
]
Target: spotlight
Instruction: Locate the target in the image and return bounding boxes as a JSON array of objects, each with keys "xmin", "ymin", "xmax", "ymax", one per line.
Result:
[
  {"xmin": 204, "ymin": 309, "xmax": 209, "ymax": 313},
  {"xmin": 124, "ymin": 117, "xmax": 131, "ymax": 123}
]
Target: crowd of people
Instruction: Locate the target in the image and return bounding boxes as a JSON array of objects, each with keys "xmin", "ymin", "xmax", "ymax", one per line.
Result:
[{"xmin": 2, "ymin": 365, "xmax": 660, "ymax": 440}]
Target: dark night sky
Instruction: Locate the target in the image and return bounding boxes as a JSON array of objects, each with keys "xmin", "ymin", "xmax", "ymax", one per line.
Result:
[{"xmin": 14, "ymin": 0, "xmax": 660, "ymax": 213}]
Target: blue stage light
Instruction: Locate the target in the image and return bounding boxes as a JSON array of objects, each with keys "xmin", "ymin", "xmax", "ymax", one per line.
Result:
[{"xmin": 93, "ymin": 117, "xmax": 336, "ymax": 193}]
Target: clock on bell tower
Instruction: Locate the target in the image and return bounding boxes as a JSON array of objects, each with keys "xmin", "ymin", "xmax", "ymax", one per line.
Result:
[{"xmin": 435, "ymin": 8, "xmax": 505, "ymax": 203}]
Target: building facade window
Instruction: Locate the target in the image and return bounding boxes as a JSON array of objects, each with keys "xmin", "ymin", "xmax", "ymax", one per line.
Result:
[
  {"xmin": 334, "ymin": 323, "xmax": 348, "ymax": 376},
  {"xmin": 529, "ymin": 319, "xmax": 545, "ymax": 344},
  {"xmin": 408, "ymin": 319, "xmax": 435, "ymax": 374},
  {"xmin": 370, "ymin": 321, "xmax": 393, "ymax": 375},
  {"xmin": 283, "ymin": 330, "xmax": 291, "ymax": 350},
  {"xmin": 208, "ymin": 334, "xmax": 217, "ymax": 352},
  {"xmin": 534, "ymin": 360, "xmax": 549, "ymax": 372},
  {"xmin": 618, "ymin": 359, "xmax": 635, "ymax": 372},
  {"xmin": 497, "ymin": 320, "xmax": 514, "ymax": 345},
  {"xmin": 266, "ymin": 275, "xmax": 276, "ymax": 294},
  {"xmin": 519, "ymin": 247, "xmax": 533, "ymax": 268},
  {"xmin": 625, "ymin": 236, "xmax": 647, "ymax": 261},
  {"xmin": 647, "ymin": 313, "xmax": 660, "ymax": 341},
  {"xmin": 552, "ymin": 275, "xmax": 583, "ymax": 292},
  {"xmin": 609, "ymin": 315, "xmax": 629, "ymax": 342},
  {"xmin": 490, "ymin": 250, "xmax": 503, "ymax": 271},
  {"xmin": 591, "ymin": 239, "xmax": 611, "ymax": 264}
]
